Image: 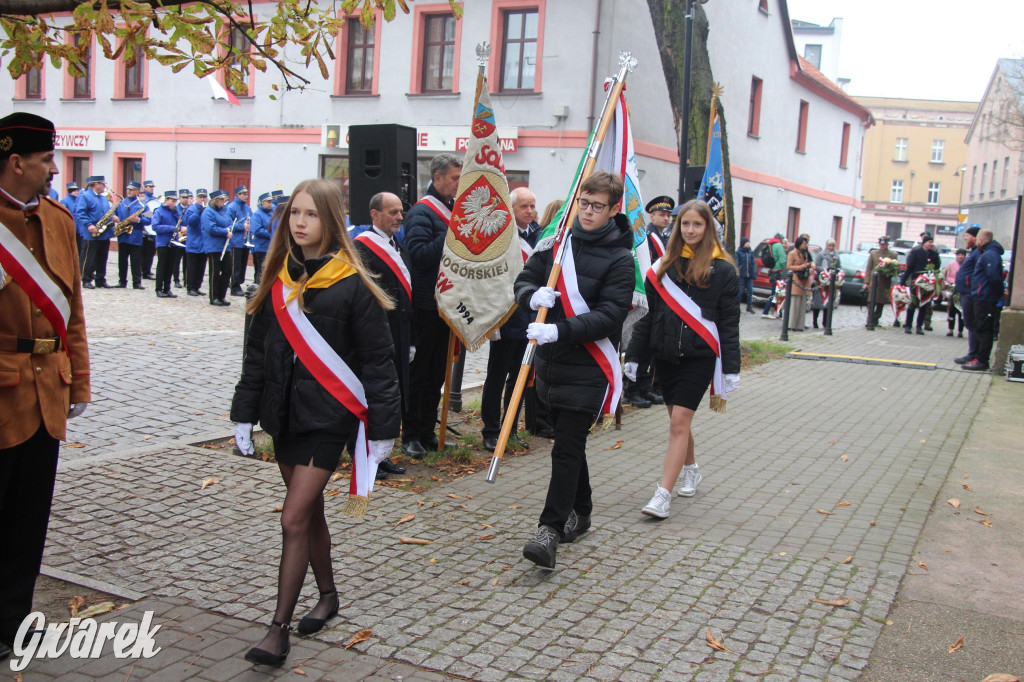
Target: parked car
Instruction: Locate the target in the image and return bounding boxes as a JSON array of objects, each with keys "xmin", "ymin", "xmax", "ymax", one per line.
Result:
[
  {"xmin": 751, "ymin": 240, "xmax": 821, "ymax": 296},
  {"xmin": 836, "ymin": 250, "xmax": 868, "ymax": 304}
]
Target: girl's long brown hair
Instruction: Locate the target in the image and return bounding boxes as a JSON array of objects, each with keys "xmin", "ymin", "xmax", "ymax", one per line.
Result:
[
  {"xmin": 657, "ymin": 199, "xmax": 734, "ymax": 289},
  {"xmin": 247, "ymin": 179, "xmax": 394, "ymax": 314},
  {"xmin": 539, "ymin": 199, "xmax": 564, "ymax": 229}
]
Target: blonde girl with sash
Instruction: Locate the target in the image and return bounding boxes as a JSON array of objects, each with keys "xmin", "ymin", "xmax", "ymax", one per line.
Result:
[
  {"xmin": 230, "ymin": 179, "xmax": 399, "ymax": 665},
  {"xmin": 625, "ymin": 200, "xmax": 741, "ymax": 520}
]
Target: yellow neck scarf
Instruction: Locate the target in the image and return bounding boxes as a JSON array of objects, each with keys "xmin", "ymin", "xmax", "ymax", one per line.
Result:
[
  {"xmin": 278, "ymin": 254, "xmax": 356, "ymax": 306},
  {"xmin": 681, "ymin": 243, "xmax": 727, "ymax": 260}
]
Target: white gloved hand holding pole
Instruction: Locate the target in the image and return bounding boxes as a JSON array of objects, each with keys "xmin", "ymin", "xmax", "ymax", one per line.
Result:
[
  {"xmin": 526, "ymin": 322, "xmax": 559, "ymax": 345},
  {"xmin": 234, "ymin": 423, "xmax": 255, "ymax": 456},
  {"xmin": 369, "ymin": 439, "xmax": 395, "ymax": 466},
  {"xmin": 408, "ymin": 346, "xmax": 416, "ymax": 363},
  {"xmin": 623, "ymin": 362, "xmax": 638, "ymax": 383},
  {"xmin": 723, "ymin": 374, "xmax": 740, "ymax": 396},
  {"xmin": 529, "ymin": 286, "xmax": 561, "ymax": 311}
]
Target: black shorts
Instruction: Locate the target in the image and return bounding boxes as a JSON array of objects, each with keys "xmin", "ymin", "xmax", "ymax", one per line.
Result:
[
  {"xmin": 654, "ymin": 356, "xmax": 717, "ymax": 411},
  {"xmin": 273, "ymin": 432, "xmax": 348, "ymax": 471}
]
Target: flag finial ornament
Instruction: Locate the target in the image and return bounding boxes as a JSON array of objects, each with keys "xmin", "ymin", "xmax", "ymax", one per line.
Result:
[
  {"xmin": 618, "ymin": 51, "xmax": 638, "ymax": 73},
  {"xmin": 475, "ymin": 42, "xmax": 492, "ymax": 67}
]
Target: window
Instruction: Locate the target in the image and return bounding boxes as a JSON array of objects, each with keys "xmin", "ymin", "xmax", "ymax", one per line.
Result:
[
  {"xmin": 25, "ymin": 67, "xmax": 42, "ymax": 99},
  {"xmin": 926, "ymin": 182, "xmax": 940, "ymax": 205},
  {"xmin": 68, "ymin": 156, "xmax": 90, "ymax": 190},
  {"xmin": 118, "ymin": 156, "xmax": 143, "ymax": 191},
  {"xmin": 803, "ymin": 44, "xmax": 822, "ymax": 69},
  {"xmin": 931, "ymin": 139, "xmax": 945, "ymax": 163},
  {"xmin": 891, "ymin": 180, "xmax": 904, "ymax": 203},
  {"xmin": 1003, "ymin": 156, "xmax": 1010, "ymax": 191},
  {"xmin": 320, "ymin": 156, "xmax": 351, "ymax": 216},
  {"xmin": 759, "ymin": 0, "xmax": 768, "ymax": 12},
  {"xmin": 123, "ymin": 43, "xmax": 145, "ymax": 98},
  {"xmin": 71, "ymin": 32, "xmax": 91, "ymax": 98},
  {"xmin": 839, "ymin": 122, "xmax": 851, "ymax": 168},
  {"xmin": 422, "ymin": 14, "xmax": 456, "ymax": 92},
  {"xmin": 786, "ymin": 207, "xmax": 800, "ymax": 242},
  {"xmin": 740, "ymin": 197, "xmax": 753, "ymax": 240},
  {"xmin": 970, "ymin": 165, "xmax": 977, "ymax": 198},
  {"xmin": 991, "ymin": 160, "xmax": 998, "ymax": 197},
  {"xmin": 795, "ymin": 100, "xmax": 809, "ymax": 153},
  {"xmin": 500, "ymin": 10, "xmax": 537, "ymax": 92},
  {"xmin": 885, "ymin": 221, "xmax": 902, "ymax": 240},
  {"xmin": 831, "ymin": 216, "xmax": 842, "ymax": 245},
  {"xmin": 346, "ymin": 19, "xmax": 375, "ymax": 94},
  {"xmin": 981, "ymin": 163, "xmax": 987, "ymax": 195},
  {"xmin": 748, "ymin": 77, "xmax": 763, "ymax": 137},
  {"xmin": 894, "ymin": 138, "xmax": 908, "ymax": 162},
  {"xmin": 505, "ymin": 170, "xmax": 530, "ymax": 192},
  {"xmin": 226, "ymin": 26, "xmax": 252, "ymax": 97}
]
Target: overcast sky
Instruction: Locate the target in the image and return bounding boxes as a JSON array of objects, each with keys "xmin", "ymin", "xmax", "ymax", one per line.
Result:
[{"xmin": 785, "ymin": 0, "xmax": 1024, "ymax": 102}]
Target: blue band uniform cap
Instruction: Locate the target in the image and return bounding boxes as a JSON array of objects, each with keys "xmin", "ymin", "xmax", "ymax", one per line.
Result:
[
  {"xmin": 143, "ymin": 180, "xmax": 155, "ymax": 186},
  {"xmin": 277, "ymin": 195, "xmax": 290, "ymax": 204},
  {"xmin": 195, "ymin": 188, "xmax": 209, "ymax": 196},
  {"xmin": 0, "ymin": 112, "xmax": 56, "ymax": 155},
  {"xmin": 258, "ymin": 192, "xmax": 273, "ymax": 203},
  {"xmin": 271, "ymin": 190, "xmax": 284, "ymax": 197},
  {"xmin": 66, "ymin": 182, "xmax": 78, "ymax": 190},
  {"xmin": 670, "ymin": 205, "xmax": 683, "ymax": 217},
  {"xmin": 126, "ymin": 180, "xmax": 141, "ymax": 190},
  {"xmin": 163, "ymin": 190, "xmax": 178, "ymax": 199},
  {"xmin": 210, "ymin": 189, "xmax": 228, "ymax": 200},
  {"xmin": 178, "ymin": 189, "xmax": 192, "ymax": 197},
  {"xmin": 645, "ymin": 195, "xmax": 675, "ymax": 214},
  {"xmin": 234, "ymin": 185, "xmax": 248, "ymax": 195},
  {"xmin": 86, "ymin": 175, "xmax": 105, "ymax": 185}
]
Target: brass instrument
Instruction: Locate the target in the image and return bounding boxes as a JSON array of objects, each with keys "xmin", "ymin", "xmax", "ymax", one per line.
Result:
[
  {"xmin": 169, "ymin": 209, "xmax": 187, "ymax": 248},
  {"xmin": 242, "ymin": 216, "xmax": 254, "ymax": 249},
  {"xmin": 113, "ymin": 203, "xmax": 147, "ymax": 237},
  {"xmin": 91, "ymin": 190, "xmax": 124, "ymax": 237},
  {"xmin": 220, "ymin": 217, "xmax": 240, "ymax": 260}
]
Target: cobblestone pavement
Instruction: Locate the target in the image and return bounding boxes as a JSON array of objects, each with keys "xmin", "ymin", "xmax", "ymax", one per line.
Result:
[{"xmin": 15, "ymin": 268, "xmax": 990, "ymax": 680}]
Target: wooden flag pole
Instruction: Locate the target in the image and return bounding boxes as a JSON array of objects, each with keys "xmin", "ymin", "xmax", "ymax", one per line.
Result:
[{"xmin": 486, "ymin": 51, "xmax": 638, "ymax": 483}]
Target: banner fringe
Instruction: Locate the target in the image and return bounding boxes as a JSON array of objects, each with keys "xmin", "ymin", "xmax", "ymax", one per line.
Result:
[
  {"xmin": 709, "ymin": 396, "xmax": 727, "ymax": 413},
  {"xmin": 440, "ymin": 303, "xmax": 518, "ymax": 353},
  {"xmin": 343, "ymin": 494, "xmax": 369, "ymax": 519}
]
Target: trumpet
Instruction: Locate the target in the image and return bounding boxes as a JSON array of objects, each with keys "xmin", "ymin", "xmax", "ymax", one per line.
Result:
[
  {"xmin": 170, "ymin": 210, "xmax": 187, "ymax": 248},
  {"xmin": 243, "ymin": 216, "xmax": 254, "ymax": 249},
  {"xmin": 113, "ymin": 204, "xmax": 147, "ymax": 237}
]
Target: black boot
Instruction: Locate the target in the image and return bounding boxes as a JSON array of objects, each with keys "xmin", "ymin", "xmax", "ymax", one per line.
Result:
[{"xmin": 523, "ymin": 525, "xmax": 559, "ymax": 569}]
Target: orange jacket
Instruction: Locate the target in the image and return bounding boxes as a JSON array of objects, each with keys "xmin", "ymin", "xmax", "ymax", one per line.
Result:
[{"xmin": 0, "ymin": 195, "xmax": 91, "ymax": 448}]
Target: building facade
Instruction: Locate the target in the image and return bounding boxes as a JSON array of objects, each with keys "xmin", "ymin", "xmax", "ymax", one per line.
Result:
[
  {"xmin": 791, "ymin": 17, "xmax": 848, "ymax": 90},
  {"xmin": 962, "ymin": 58, "xmax": 1024, "ymax": 246},
  {"xmin": 5, "ymin": 0, "xmax": 868, "ymax": 247},
  {"xmin": 856, "ymin": 97, "xmax": 976, "ymax": 250}
]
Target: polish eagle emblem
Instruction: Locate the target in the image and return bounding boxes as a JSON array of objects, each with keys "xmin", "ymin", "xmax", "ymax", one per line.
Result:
[{"xmin": 453, "ymin": 185, "xmax": 509, "ymax": 244}]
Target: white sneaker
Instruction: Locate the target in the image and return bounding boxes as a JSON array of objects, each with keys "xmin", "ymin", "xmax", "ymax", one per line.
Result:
[
  {"xmin": 641, "ymin": 486, "xmax": 672, "ymax": 519},
  {"xmin": 760, "ymin": 313, "xmax": 772, "ymax": 319},
  {"xmin": 677, "ymin": 468, "xmax": 702, "ymax": 497}
]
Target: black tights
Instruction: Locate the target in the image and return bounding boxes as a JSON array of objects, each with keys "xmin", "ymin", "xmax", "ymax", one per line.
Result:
[
  {"xmin": 254, "ymin": 462, "xmax": 337, "ymax": 655},
  {"xmin": 812, "ymin": 309, "xmax": 831, "ymax": 328}
]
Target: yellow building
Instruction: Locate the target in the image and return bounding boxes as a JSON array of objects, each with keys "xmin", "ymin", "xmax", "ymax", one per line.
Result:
[{"xmin": 855, "ymin": 97, "xmax": 977, "ymax": 250}]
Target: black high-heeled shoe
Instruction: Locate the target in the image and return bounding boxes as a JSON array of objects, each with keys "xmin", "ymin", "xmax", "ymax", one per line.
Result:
[
  {"xmin": 297, "ymin": 589, "xmax": 339, "ymax": 635},
  {"xmin": 244, "ymin": 620, "xmax": 290, "ymax": 666}
]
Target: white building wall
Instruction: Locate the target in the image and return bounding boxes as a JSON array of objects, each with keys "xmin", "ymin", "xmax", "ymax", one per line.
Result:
[{"xmin": 792, "ymin": 18, "xmax": 843, "ymax": 85}]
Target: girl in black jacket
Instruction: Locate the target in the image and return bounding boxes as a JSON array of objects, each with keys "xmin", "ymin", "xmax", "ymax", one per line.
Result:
[
  {"xmin": 625, "ymin": 200, "xmax": 740, "ymax": 520},
  {"xmin": 230, "ymin": 179, "xmax": 400, "ymax": 665}
]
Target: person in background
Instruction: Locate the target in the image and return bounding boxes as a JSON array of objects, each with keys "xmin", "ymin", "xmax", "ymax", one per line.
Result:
[
  {"xmin": 627, "ymin": 199, "xmax": 740, "ymax": 520},
  {"xmin": 228, "ymin": 186, "xmax": 253, "ymax": 296},
  {"xmin": 944, "ymin": 248, "xmax": 966, "ymax": 337},
  {"xmin": 184, "ymin": 189, "xmax": 208, "ymax": 296},
  {"xmin": 202, "ymin": 189, "xmax": 233, "ymax": 307},
  {"xmin": 250, "ymin": 192, "xmax": 275, "ymax": 285},
  {"xmin": 151, "ymin": 190, "xmax": 181, "ymax": 299},
  {"xmin": 962, "ymin": 229, "xmax": 1005, "ymax": 372},
  {"xmin": 114, "ymin": 180, "xmax": 149, "ymax": 290},
  {"xmin": 735, "ymin": 236, "xmax": 756, "ymax": 313},
  {"xmin": 786, "ymin": 235, "xmax": 813, "ymax": 331},
  {"xmin": 141, "ymin": 180, "xmax": 157, "ymax": 279},
  {"xmin": 173, "ymin": 189, "xmax": 192, "ymax": 289},
  {"xmin": 538, "ymin": 199, "xmax": 563, "ymax": 231},
  {"xmin": 811, "ymin": 239, "xmax": 840, "ymax": 329},
  {"xmin": 864, "ymin": 235, "xmax": 899, "ymax": 328},
  {"xmin": 899, "ymin": 233, "xmax": 941, "ymax": 335},
  {"xmin": 760, "ymin": 233, "xmax": 787, "ymax": 318},
  {"xmin": 953, "ymin": 227, "xmax": 981, "ymax": 364},
  {"xmin": 75, "ymin": 175, "xmax": 112, "ymax": 289}
]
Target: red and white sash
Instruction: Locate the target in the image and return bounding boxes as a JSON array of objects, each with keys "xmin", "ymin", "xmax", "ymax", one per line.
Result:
[
  {"xmin": 648, "ymin": 233, "xmax": 665, "ymax": 260},
  {"xmin": 354, "ymin": 231, "xmax": 412, "ymax": 302},
  {"xmin": 0, "ymin": 220, "xmax": 71, "ymax": 356},
  {"xmin": 520, "ymin": 237, "xmax": 534, "ymax": 264},
  {"xmin": 271, "ymin": 279, "xmax": 376, "ymax": 516},
  {"xmin": 417, "ymin": 196, "xmax": 452, "ymax": 225},
  {"xmin": 645, "ymin": 259, "xmax": 724, "ymax": 402},
  {"xmin": 555, "ymin": 233, "xmax": 622, "ymax": 415}
]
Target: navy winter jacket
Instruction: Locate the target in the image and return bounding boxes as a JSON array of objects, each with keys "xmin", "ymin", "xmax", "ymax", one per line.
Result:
[{"xmin": 972, "ymin": 240, "xmax": 1005, "ymax": 304}]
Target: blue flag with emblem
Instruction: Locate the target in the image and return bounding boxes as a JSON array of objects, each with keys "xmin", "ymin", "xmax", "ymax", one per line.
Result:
[{"xmin": 698, "ymin": 114, "xmax": 728, "ymax": 244}]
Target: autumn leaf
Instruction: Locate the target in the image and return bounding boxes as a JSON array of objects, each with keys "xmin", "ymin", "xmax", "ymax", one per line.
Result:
[
  {"xmin": 880, "ymin": 386, "xmax": 888, "ymax": 390},
  {"xmin": 828, "ymin": 440, "xmax": 836, "ymax": 445},
  {"xmin": 817, "ymin": 509, "xmax": 832, "ymax": 515},
  {"xmin": 143, "ymin": 435, "xmax": 152, "ymax": 440},
  {"xmin": 835, "ymin": 501, "xmax": 852, "ymax": 507},
  {"xmin": 980, "ymin": 675, "xmax": 1021, "ymax": 682},
  {"xmin": 330, "ymin": 472, "xmax": 343, "ymax": 482},
  {"xmin": 430, "ymin": 475, "xmax": 441, "ymax": 481},
  {"xmin": 455, "ymin": 580, "xmax": 470, "ymax": 585},
  {"xmin": 779, "ymin": 552, "xmax": 787, "ymax": 557},
  {"xmin": 271, "ymin": 507, "xmax": 283, "ymax": 513},
  {"xmin": 399, "ymin": 537, "xmax": 433, "ymax": 545},
  {"xmin": 981, "ymin": 518, "xmax": 994, "ymax": 528},
  {"xmin": 77, "ymin": 601, "xmax": 116, "ymax": 619},
  {"xmin": 491, "ymin": 577, "xmax": 499, "ymax": 586},
  {"xmin": 64, "ymin": 442, "xmax": 86, "ymax": 448},
  {"xmin": 605, "ymin": 439, "xmax": 624, "ymax": 450},
  {"xmin": 344, "ymin": 629, "xmax": 372, "ymax": 649},
  {"xmin": 973, "ymin": 506, "xmax": 992, "ymax": 516},
  {"xmin": 476, "ymin": 534, "xmax": 496, "ymax": 541},
  {"xmin": 947, "ymin": 498, "xmax": 961, "ymax": 509},
  {"xmin": 323, "ymin": 488, "xmax": 341, "ymax": 498},
  {"xmin": 839, "ymin": 556, "xmax": 852, "ymax": 565},
  {"xmin": 200, "ymin": 477, "xmax": 219, "ymax": 490},
  {"xmin": 68, "ymin": 596, "xmax": 85, "ymax": 617},
  {"xmin": 870, "ymin": 520, "xmax": 877, "ymax": 526},
  {"xmin": 294, "ymin": 670, "xmax": 306, "ymax": 677},
  {"xmin": 918, "ymin": 561, "xmax": 928, "ymax": 571},
  {"xmin": 963, "ymin": 484, "xmax": 974, "ymax": 492},
  {"xmin": 396, "ymin": 514, "xmax": 415, "ymax": 525},
  {"xmin": 509, "ymin": 505, "xmax": 522, "ymax": 509},
  {"xmin": 481, "ymin": 523, "xmax": 494, "ymax": 528},
  {"xmin": 841, "ymin": 455, "xmax": 849, "ymax": 462},
  {"xmin": 811, "ymin": 598, "xmax": 852, "ymax": 607},
  {"xmin": 947, "ymin": 635, "xmax": 964, "ymax": 654},
  {"xmin": 705, "ymin": 628, "xmax": 731, "ymax": 652},
  {"xmin": 446, "ymin": 493, "xmax": 463, "ymax": 500}
]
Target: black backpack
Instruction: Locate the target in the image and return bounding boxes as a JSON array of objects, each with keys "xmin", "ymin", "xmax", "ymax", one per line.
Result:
[{"xmin": 761, "ymin": 245, "xmax": 776, "ymax": 269}]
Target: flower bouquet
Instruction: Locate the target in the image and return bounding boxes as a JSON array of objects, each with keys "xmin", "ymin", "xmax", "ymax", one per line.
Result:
[
  {"xmin": 874, "ymin": 257, "xmax": 899, "ymax": 279},
  {"xmin": 773, "ymin": 277, "xmax": 787, "ymax": 316},
  {"xmin": 890, "ymin": 284, "xmax": 911, "ymax": 324}
]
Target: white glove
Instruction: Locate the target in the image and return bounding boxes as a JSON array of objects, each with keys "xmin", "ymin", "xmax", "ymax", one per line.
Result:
[
  {"xmin": 369, "ymin": 439, "xmax": 395, "ymax": 466},
  {"xmin": 67, "ymin": 403, "xmax": 87, "ymax": 419},
  {"xmin": 408, "ymin": 346, "xmax": 416, "ymax": 363},
  {"xmin": 526, "ymin": 322, "xmax": 559, "ymax": 345},
  {"xmin": 529, "ymin": 286, "xmax": 561, "ymax": 311},
  {"xmin": 623, "ymin": 362, "xmax": 638, "ymax": 383},
  {"xmin": 234, "ymin": 423, "xmax": 254, "ymax": 456},
  {"xmin": 723, "ymin": 374, "xmax": 740, "ymax": 396}
]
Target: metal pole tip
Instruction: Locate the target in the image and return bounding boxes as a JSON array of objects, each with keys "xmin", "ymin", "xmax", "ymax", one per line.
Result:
[{"xmin": 485, "ymin": 456, "xmax": 501, "ymax": 483}]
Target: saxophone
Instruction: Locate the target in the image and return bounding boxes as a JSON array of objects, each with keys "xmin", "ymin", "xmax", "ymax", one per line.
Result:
[{"xmin": 113, "ymin": 201, "xmax": 147, "ymax": 237}]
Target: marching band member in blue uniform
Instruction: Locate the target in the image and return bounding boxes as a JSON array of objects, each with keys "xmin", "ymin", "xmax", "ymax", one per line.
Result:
[
  {"xmin": 227, "ymin": 185, "xmax": 253, "ymax": 296},
  {"xmin": 173, "ymin": 189, "xmax": 193, "ymax": 289},
  {"xmin": 114, "ymin": 180, "xmax": 150, "ymax": 289},
  {"xmin": 60, "ymin": 182, "xmax": 83, "ymax": 267},
  {"xmin": 202, "ymin": 189, "xmax": 233, "ymax": 306},
  {"xmin": 151, "ymin": 190, "xmax": 181, "ymax": 299},
  {"xmin": 184, "ymin": 188, "xmax": 209, "ymax": 296},
  {"xmin": 75, "ymin": 175, "xmax": 112, "ymax": 289},
  {"xmin": 141, "ymin": 179, "xmax": 157, "ymax": 279},
  {"xmin": 250, "ymin": 191, "xmax": 274, "ymax": 285}
]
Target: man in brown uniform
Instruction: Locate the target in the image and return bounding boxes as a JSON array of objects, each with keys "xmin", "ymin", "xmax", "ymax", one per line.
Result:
[
  {"xmin": 0, "ymin": 113, "xmax": 91, "ymax": 659},
  {"xmin": 864, "ymin": 235, "xmax": 900, "ymax": 328}
]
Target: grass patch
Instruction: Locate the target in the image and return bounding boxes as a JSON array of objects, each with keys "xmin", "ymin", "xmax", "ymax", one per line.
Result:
[{"xmin": 740, "ymin": 339, "xmax": 792, "ymax": 370}]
